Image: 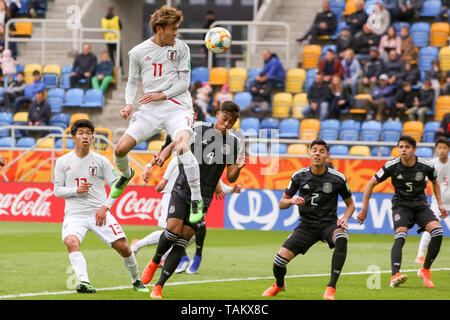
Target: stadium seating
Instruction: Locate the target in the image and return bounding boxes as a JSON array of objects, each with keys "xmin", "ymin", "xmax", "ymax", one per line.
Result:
[
  {"xmin": 61, "ymin": 65, "xmax": 72, "ymax": 89},
  {"xmin": 340, "ymin": 119, "xmax": 361, "ymax": 141},
  {"xmin": 17, "ymin": 137, "xmax": 36, "ymax": 148},
  {"xmin": 360, "ymin": 120, "xmax": 382, "ymax": 141},
  {"xmin": 304, "ymin": 69, "xmax": 317, "ymax": 91},
  {"xmin": 228, "ymin": 68, "xmax": 247, "ymax": 92},
  {"xmin": 349, "ymin": 145, "xmax": 371, "ymax": 156},
  {"xmin": 0, "ymin": 137, "xmax": 13, "ymax": 147},
  {"xmin": 47, "ymin": 88, "xmax": 65, "ymax": 113},
  {"xmin": 240, "ymin": 117, "xmax": 259, "ymax": 137},
  {"xmin": 43, "ymin": 64, "xmax": 62, "ymax": 88},
  {"xmin": 70, "ymin": 113, "xmax": 89, "ymax": 125},
  {"xmin": 287, "ymin": 143, "xmax": 308, "ymax": 155},
  {"xmin": 233, "ymin": 92, "xmax": 252, "ymax": 110},
  {"xmin": 371, "ymin": 146, "xmax": 391, "ymax": 157},
  {"xmin": 352, "ymin": 94, "xmax": 371, "ymax": 114},
  {"xmin": 420, "ymin": 1, "xmax": 441, "ymax": 17},
  {"xmin": 285, "ymin": 68, "xmax": 306, "ymax": 93},
  {"xmin": 393, "ymin": 22, "xmax": 410, "ymax": 35},
  {"xmin": 191, "ymin": 67, "xmax": 209, "ymax": 84},
  {"xmin": 270, "ymin": 143, "xmax": 287, "ymax": 154},
  {"xmin": 381, "ymin": 120, "xmax": 403, "ymax": 142},
  {"xmin": 321, "ymin": 45, "xmax": 337, "ymax": 58},
  {"xmin": 402, "ymin": 121, "xmax": 424, "ymax": 142},
  {"xmin": 249, "ymin": 142, "xmax": 268, "ymax": 155},
  {"xmin": 292, "ymin": 93, "xmax": 308, "ymax": 118},
  {"xmin": 319, "ymin": 119, "xmax": 340, "ymax": 141},
  {"xmin": 272, "ymin": 92, "xmax": 293, "ymax": 118},
  {"xmin": 36, "ymin": 137, "xmax": 54, "ymax": 149},
  {"xmin": 133, "ymin": 141, "xmax": 148, "ymax": 150},
  {"xmin": 260, "ymin": 118, "xmax": 279, "ymax": 138},
  {"xmin": 300, "ymin": 119, "xmax": 320, "ymax": 140},
  {"xmin": 64, "ymin": 88, "xmax": 84, "ymax": 107},
  {"xmin": 418, "ymin": 46, "xmax": 439, "ymax": 72},
  {"xmin": 343, "ymin": 0, "xmax": 358, "ymax": 15},
  {"xmin": 329, "ymin": 145, "xmax": 349, "ymax": 156},
  {"xmin": 410, "ymin": 22, "xmax": 430, "ymax": 47},
  {"xmin": 147, "ymin": 140, "xmax": 164, "ymax": 151},
  {"xmin": 430, "ymin": 22, "xmax": 450, "ymax": 47},
  {"xmin": 391, "ymin": 147, "xmax": 400, "ymax": 157},
  {"xmin": 302, "ymin": 45, "xmax": 321, "ymax": 69},
  {"xmin": 423, "ymin": 121, "xmax": 441, "ymax": 142},
  {"xmin": 245, "ymin": 68, "xmax": 261, "ymax": 90},
  {"xmin": 416, "ymin": 147, "xmax": 434, "ymax": 158},
  {"xmin": 439, "ymin": 46, "xmax": 450, "ymax": 71},
  {"xmin": 364, "ymin": 0, "xmax": 377, "ymax": 14},
  {"xmin": 55, "ymin": 138, "xmax": 74, "ymax": 149},
  {"xmin": 209, "ymin": 67, "xmax": 228, "ymax": 85},
  {"xmin": 82, "ymin": 89, "xmax": 103, "ymax": 108},
  {"xmin": 0, "ymin": 112, "xmax": 13, "ymax": 137},
  {"xmin": 24, "ymin": 64, "xmax": 42, "ymax": 83},
  {"xmin": 435, "ymin": 95, "xmax": 450, "ymax": 120},
  {"xmin": 50, "ymin": 113, "xmax": 70, "ymax": 127},
  {"xmin": 279, "ymin": 119, "xmax": 300, "ymax": 138},
  {"xmin": 205, "ymin": 116, "xmax": 217, "ymax": 124},
  {"xmin": 12, "ymin": 112, "xmax": 28, "ymax": 137},
  {"xmin": 11, "ymin": 22, "xmax": 32, "ymax": 37}
]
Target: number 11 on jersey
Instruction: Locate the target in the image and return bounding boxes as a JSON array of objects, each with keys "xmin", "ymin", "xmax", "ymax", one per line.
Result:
[{"xmin": 153, "ymin": 63, "xmax": 162, "ymax": 77}]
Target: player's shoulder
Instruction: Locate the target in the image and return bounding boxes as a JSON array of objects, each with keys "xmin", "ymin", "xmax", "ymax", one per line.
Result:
[
  {"xmin": 129, "ymin": 38, "xmax": 153, "ymax": 57},
  {"xmin": 89, "ymin": 151, "xmax": 111, "ymax": 166},
  {"xmin": 291, "ymin": 167, "xmax": 310, "ymax": 179},
  {"xmin": 56, "ymin": 150, "xmax": 74, "ymax": 165},
  {"xmin": 417, "ymin": 156, "xmax": 434, "ymax": 169},
  {"xmin": 174, "ymin": 38, "xmax": 189, "ymax": 50},
  {"xmin": 327, "ymin": 167, "xmax": 347, "ymax": 182},
  {"xmin": 384, "ymin": 156, "xmax": 401, "ymax": 168}
]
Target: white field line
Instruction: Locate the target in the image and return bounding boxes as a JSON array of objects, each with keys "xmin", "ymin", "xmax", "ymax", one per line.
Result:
[{"xmin": 1, "ymin": 267, "xmax": 449, "ymax": 299}]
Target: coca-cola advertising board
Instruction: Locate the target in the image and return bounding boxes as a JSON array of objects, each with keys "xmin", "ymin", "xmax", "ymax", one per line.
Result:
[{"xmin": 0, "ymin": 182, "xmax": 225, "ymax": 228}]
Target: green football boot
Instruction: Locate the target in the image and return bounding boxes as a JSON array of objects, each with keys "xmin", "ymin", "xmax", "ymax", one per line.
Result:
[
  {"xmin": 110, "ymin": 168, "xmax": 135, "ymax": 198},
  {"xmin": 132, "ymin": 279, "xmax": 149, "ymax": 292},
  {"xmin": 76, "ymin": 281, "xmax": 96, "ymax": 293},
  {"xmin": 189, "ymin": 200, "xmax": 204, "ymax": 224}
]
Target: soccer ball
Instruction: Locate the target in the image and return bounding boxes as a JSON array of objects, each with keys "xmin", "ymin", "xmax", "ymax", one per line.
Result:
[{"xmin": 204, "ymin": 27, "xmax": 232, "ymax": 54}]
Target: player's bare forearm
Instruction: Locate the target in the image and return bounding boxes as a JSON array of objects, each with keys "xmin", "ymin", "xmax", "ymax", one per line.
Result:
[
  {"xmin": 432, "ymin": 180, "xmax": 443, "ymax": 206},
  {"xmin": 138, "ymin": 92, "xmax": 166, "ymax": 105},
  {"xmin": 279, "ymin": 194, "xmax": 305, "ymax": 210},
  {"xmin": 227, "ymin": 165, "xmax": 242, "ymax": 183},
  {"xmin": 357, "ymin": 177, "xmax": 378, "ymax": 223},
  {"xmin": 343, "ymin": 197, "xmax": 355, "ymax": 220}
]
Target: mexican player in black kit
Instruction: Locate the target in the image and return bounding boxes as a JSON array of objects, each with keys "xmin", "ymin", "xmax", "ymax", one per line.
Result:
[
  {"xmin": 262, "ymin": 139, "xmax": 355, "ymax": 300},
  {"xmin": 141, "ymin": 101, "xmax": 245, "ymax": 299},
  {"xmin": 358, "ymin": 136, "xmax": 448, "ymax": 289}
]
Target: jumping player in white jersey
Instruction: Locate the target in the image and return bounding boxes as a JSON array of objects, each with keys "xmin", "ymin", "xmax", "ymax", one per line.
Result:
[
  {"xmin": 111, "ymin": 5, "xmax": 204, "ymax": 224},
  {"xmin": 54, "ymin": 120, "xmax": 148, "ymax": 294},
  {"xmin": 416, "ymin": 137, "xmax": 450, "ymax": 263}
]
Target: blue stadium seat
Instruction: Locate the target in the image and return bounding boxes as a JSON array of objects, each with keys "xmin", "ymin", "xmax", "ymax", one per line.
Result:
[
  {"xmin": 16, "ymin": 137, "xmax": 35, "ymax": 148},
  {"xmin": 0, "ymin": 112, "xmax": 13, "ymax": 137},
  {"xmin": 321, "ymin": 45, "xmax": 337, "ymax": 58},
  {"xmin": 420, "ymin": 1, "xmax": 441, "ymax": 17},
  {"xmin": 60, "ymin": 65, "xmax": 72, "ymax": 89},
  {"xmin": 260, "ymin": 118, "xmax": 279, "ymax": 138},
  {"xmin": 0, "ymin": 136, "xmax": 14, "ymax": 147},
  {"xmin": 319, "ymin": 119, "xmax": 340, "ymax": 140},
  {"xmin": 340, "ymin": 119, "xmax": 361, "ymax": 141},
  {"xmin": 133, "ymin": 141, "xmax": 148, "ymax": 150},
  {"xmin": 416, "ymin": 147, "xmax": 433, "ymax": 158},
  {"xmin": 47, "ymin": 88, "xmax": 65, "ymax": 113},
  {"xmin": 249, "ymin": 142, "xmax": 268, "ymax": 155},
  {"xmin": 17, "ymin": 0, "xmax": 28, "ymax": 15},
  {"xmin": 245, "ymin": 68, "xmax": 262, "ymax": 90},
  {"xmin": 240, "ymin": 117, "xmax": 259, "ymax": 137},
  {"xmin": 191, "ymin": 67, "xmax": 209, "ymax": 84},
  {"xmin": 393, "ymin": 22, "xmax": 410, "ymax": 35},
  {"xmin": 82, "ymin": 89, "xmax": 103, "ymax": 108},
  {"xmin": 233, "ymin": 92, "xmax": 252, "ymax": 109},
  {"xmin": 50, "ymin": 113, "xmax": 70, "ymax": 127},
  {"xmin": 364, "ymin": 0, "xmax": 377, "ymax": 14},
  {"xmin": 329, "ymin": 145, "xmax": 349, "ymax": 156},
  {"xmin": 419, "ymin": 46, "xmax": 439, "ymax": 72},
  {"xmin": 305, "ymin": 69, "xmax": 317, "ymax": 91},
  {"xmin": 279, "ymin": 119, "xmax": 300, "ymax": 138},
  {"xmin": 371, "ymin": 146, "xmax": 391, "ymax": 157},
  {"xmin": 381, "ymin": 120, "xmax": 403, "ymax": 142},
  {"xmin": 360, "ymin": 120, "xmax": 382, "ymax": 141},
  {"xmin": 271, "ymin": 143, "xmax": 287, "ymax": 154},
  {"xmin": 423, "ymin": 121, "xmax": 441, "ymax": 142},
  {"xmin": 411, "ymin": 22, "xmax": 430, "ymax": 48},
  {"xmin": 64, "ymin": 88, "xmax": 84, "ymax": 107},
  {"xmin": 55, "ymin": 138, "xmax": 74, "ymax": 149},
  {"xmin": 43, "ymin": 72, "xmax": 58, "ymax": 89},
  {"xmin": 331, "ymin": 21, "xmax": 349, "ymax": 40},
  {"xmin": 205, "ymin": 116, "xmax": 217, "ymax": 124}
]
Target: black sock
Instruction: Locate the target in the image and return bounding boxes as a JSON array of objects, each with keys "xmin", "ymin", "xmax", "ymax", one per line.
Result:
[
  {"xmin": 328, "ymin": 231, "xmax": 348, "ymax": 289},
  {"xmin": 152, "ymin": 230, "xmax": 178, "ymax": 264},
  {"xmin": 273, "ymin": 254, "xmax": 289, "ymax": 288},
  {"xmin": 195, "ymin": 224, "xmax": 206, "ymax": 257},
  {"xmin": 156, "ymin": 238, "xmax": 188, "ymax": 287},
  {"xmin": 424, "ymin": 228, "xmax": 443, "ymax": 269},
  {"xmin": 391, "ymin": 231, "xmax": 407, "ymax": 275}
]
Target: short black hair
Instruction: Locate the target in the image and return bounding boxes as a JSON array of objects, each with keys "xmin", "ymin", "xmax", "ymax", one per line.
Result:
[
  {"xmin": 219, "ymin": 100, "xmax": 240, "ymax": 119},
  {"xmin": 310, "ymin": 139, "xmax": 329, "ymax": 152},
  {"xmin": 32, "ymin": 70, "xmax": 40, "ymax": 76},
  {"xmin": 71, "ymin": 119, "xmax": 95, "ymax": 136},
  {"xmin": 17, "ymin": 71, "xmax": 24, "ymax": 76},
  {"xmin": 435, "ymin": 136, "xmax": 450, "ymax": 148},
  {"xmin": 398, "ymin": 135, "xmax": 416, "ymax": 148}
]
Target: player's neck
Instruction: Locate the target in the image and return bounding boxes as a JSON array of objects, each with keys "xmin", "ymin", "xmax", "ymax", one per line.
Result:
[
  {"xmin": 75, "ymin": 147, "xmax": 90, "ymax": 158},
  {"xmin": 440, "ymin": 156, "xmax": 448, "ymax": 164},
  {"xmin": 401, "ymin": 156, "xmax": 416, "ymax": 167},
  {"xmin": 310, "ymin": 164, "xmax": 327, "ymax": 176},
  {"xmin": 152, "ymin": 34, "xmax": 167, "ymax": 47}
]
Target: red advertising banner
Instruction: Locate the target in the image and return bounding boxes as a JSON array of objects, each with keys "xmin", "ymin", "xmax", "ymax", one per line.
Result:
[{"xmin": 0, "ymin": 182, "xmax": 225, "ymax": 228}]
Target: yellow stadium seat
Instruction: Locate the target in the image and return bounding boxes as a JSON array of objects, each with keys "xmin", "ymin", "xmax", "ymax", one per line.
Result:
[
  {"xmin": 349, "ymin": 145, "xmax": 371, "ymax": 156},
  {"xmin": 43, "ymin": 64, "xmax": 62, "ymax": 76},
  {"xmin": 285, "ymin": 68, "xmax": 306, "ymax": 93},
  {"xmin": 36, "ymin": 138, "xmax": 54, "ymax": 149},
  {"xmin": 391, "ymin": 147, "xmax": 399, "ymax": 157},
  {"xmin": 209, "ymin": 67, "xmax": 228, "ymax": 85},
  {"xmin": 351, "ymin": 94, "xmax": 371, "ymax": 114},
  {"xmin": 300, "ymin": 119, "xmax": 320, "ymax": 140},
  {"xmin": 148, "ymin": 140, "xmax": 164, "ymax": 151},
  {"xmin": 343, "ymin": 0, "xmax": 360, "ymax": 15},
  {"xmin": 287, "ymin": 143, "xmax": 309, "ymax": 155},
  {"xmin": 292, "ymin": 93, "xmax": 308, "ymax": 119},
  {"xmin": 430, "ymin": 22, "xmax": 450, "ymax": 48},
  {"xmin": 24, "ymin": 64, "xmax": 43, "ymax": 83},
  {"xmin": 439, "ymin": 47, "xmax": 450, "ymax": 71},
  {"xmin": 228, "ymin": 68, "xmax": 247, "ymax": 92},
  {"xmin": 302, "ymin": 45, "xmax": 321, "ymax": 69},
  {"xmin": 70, "ymin": 113, "xmax": 90, "ymax": 125},
  {"xmin": 435, "ymin": 96, "xmax": 450, "ymax": 120},
  {"xmin": 272, "ymin": 92, "xmax": 293, "ymax": 118},
  {"xmin": 11, "ymin": 22, "xmax": 32, "ymax": 37},
  {"xmin": 13, "ymin": 112, "xmax": 28, "ymax": 123},
  {"xmin": 402, "ymin": 121, "xmax": 424, "ymax": 142},
  {"xmin": 232, "ymin": 118, "xmax": 240, "ymax": 130}
]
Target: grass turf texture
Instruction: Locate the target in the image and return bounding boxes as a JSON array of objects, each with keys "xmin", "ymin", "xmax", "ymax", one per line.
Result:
[{"xmin": 0, "ymin": 221, "xmax": 449, "ymax": 300}]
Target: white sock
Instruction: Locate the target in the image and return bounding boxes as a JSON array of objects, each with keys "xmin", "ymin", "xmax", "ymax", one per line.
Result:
[
  {"xmin": 114, "ymin": 153, "xmax": 132, "ymax": 178},
  {"xmin": 69, "ymin": 251, "xmax": 89, "ymax": 283},
  {"xmin": 122, "ymin": 252, "xmax": 140, "ymax": 283},
  {"xmin": 417, "ymin": 231, "xmax": 431, "ymax": 258},
  {"xmin": 178, "ymin": 151, "xmax": 202, "ymax": 201},
  {"xmin": 134, "ymin": 230, "xmax": 164, "ymax": 251}
]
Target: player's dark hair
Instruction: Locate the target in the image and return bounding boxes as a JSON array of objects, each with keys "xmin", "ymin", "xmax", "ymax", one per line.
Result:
[
  {"xmin": 150, "ymin": 5, "xmax": 183, "ymax": 34},
  {"xmin": 435, "ymin": 136, "xmax": 450, "ymax": 148},
  {"xmin": 219, "ymin": 100, "xmax": 240, "ymax": 119},
  {"xmin": 310, "ymin": 139, "xmax": 330, "ymax": 152},
  {"xmin": 398, "ymin": 135, "xmax": 416, "ymax": 148},
  {"xmin": 71, "ymin": 119, "xmax": 95, "ymax": 136}
]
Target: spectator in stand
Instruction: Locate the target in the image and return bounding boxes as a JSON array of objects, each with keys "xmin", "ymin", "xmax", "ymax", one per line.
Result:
[
  {"xmin": 27, "ymin": 90, "xmax": 50, "ymax": 137},
  {"xmin": 91, "ymin": 51, "xmax": 114, "ymax": 92},
  {"xmin": 12, "ymin": 69, "xmax": 45, "ymax": 114},
  {"xmin": 318, "ymin": 49, "xmax": 343, "ymax": 84},
  {"xmin": 189, "ymin": 80, "xmax": 202, "ymax": 98},
  {"xmin": 384, "ymin": 50, "xmax": 404, "ymax": 87},
  {"xmin": 341, "ymin": 48, "xmax": 361, "ymax": 96},
  {"xmin": 297, "ymin": 1, "xmax": 337, "ymax": 44},
  {"xmin": 27, "ymin": 0, "xmax": 47, "ymax": 18},
  {"xmin": 364, "ymin": 73, "xmax": 396, "ymax": 121},
  {"xmin": 353, "ymin": 23, "xmax": 381, "ymax": 63},
  {"xmin": 383, "ymin": 0, "xmax": 399, "ymax": 18},
  {"xmin": 344, "ymin": 0, "xmax": 368, "ymax": 34},
  {"xmin": 391, "ymin": 80, "xmax": 419, "ymax": 120},
  {"xmin": 101, "ymin": 6, "xmax": 122, "ymax": 66},
  {"xmin": 406, "ymin": 78, "xmax": 434, "ymax": 122},
  {"xmin": 214, "ymin": 84, "xmax": 233, "ymax": 110},
  {"xmin": 367, "ymin": 2, "xmax": 390, "ymax": 36},
  {"xmin": 0, "ymin": 70, "xmax": 25, "ymax": 112},
  {"xmin": 0, "ymin": 23, "xmax": 17, "ymax": 58},
  {"xmin": 70, "ymin": 44, "xmax": 97, "ymax": 89},
  {"xmin": 435, "ymin": 113, "xmax": 450, "ymax": 140},
  {"xmin": 436, "ymin": 0, "xmax": 450, "ymax": 25},
  {"xmin": 0, "ymin": 1, "xmax": 11, "ymax": 26},
  {"xmin": 400, "ymin": 26, "xmax": 417, "ymax": 62},
  {"xmin": 261, "ymin": 49, "xmax": 286, "ymax": 88},
  {"xmin": 378, "ymin": 26, "xmax": 401, "ymax": 62},
  {"xmin": 240, "ymin": 72, "xmax": 271, "ymax": 120},
  {"xmin": 303, "ymin": 72, "xmax": 332, "ymax": 121},
  {"xmin": 0, "ymin": 48, "xmax": 16, "ymax": 89},
  {"xmin": 395, "ymin": 0, "xmax": 424, "ymax": 22},
  {"xmin": 5, "ymin": 0, "xmax": 21, "ymax": 18},
  {"xmin": 358, "ymin": 46, "xmax": 385, "ymax": 94},
  {"xmin": 336, "ymin": 27, "xmax": 353, "ymax": 59},
  {"xmin": 426, "ymin": 59, "xmax": 442, "ymax": 102},
  {"xmin": 401, "ymin": 60, "xmax": 420, "ymax": 86},
  {"xmin": 329, "ymin": 76, "xmax": 351, "ymax": 119},
  {"xmin": 194, "ymin": 82, "xmax": 212, "ymax": 116},
  {"xmin": 442, "ymin": 70, "xmax": 450, "ymax": 95}
]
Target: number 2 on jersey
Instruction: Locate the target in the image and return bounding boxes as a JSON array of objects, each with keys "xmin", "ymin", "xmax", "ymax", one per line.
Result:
[{"xmin": 153, "ymin": 63, "xmax": 162, "ymax": 77}]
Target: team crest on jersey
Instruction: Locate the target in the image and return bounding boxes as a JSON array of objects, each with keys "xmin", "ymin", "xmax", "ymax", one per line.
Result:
[
  {"xmin": 167, "ymin": 49, "xmax": 177, "ymax": 61},
  {"xmin": 415, "ymin": 172, "xmax": 424, "ymax": 181},
  {"xmin": 323, "ymin": 182, "xmax": 333, "ymax": 193},
  {"xmin": 89, "ymin": 166, "xmax": 97, "ymax": 176}
]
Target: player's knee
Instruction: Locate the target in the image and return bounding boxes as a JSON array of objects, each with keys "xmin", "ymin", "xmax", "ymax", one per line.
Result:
[
  {"xmin": 333, "ymin": 229, "xmax": 348, "ymax": 250},
  {"xmin": 112, "ymin": 239, "xmax": 131, "ymax": 257},
  {"xmin": 63, "ymin": 236, "xmax": 80, "ymax": 252},
  {"xmin": 114, "ymin": 144, "xmax": 128, "ymax": 158},
  {"xmin": 430, "ymin": 227, "xmax": 444, "ymax": 240}
]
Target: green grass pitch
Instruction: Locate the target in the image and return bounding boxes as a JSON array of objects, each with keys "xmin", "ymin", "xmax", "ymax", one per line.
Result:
[{"xmin": 0, "ymin": 221, "xmax": 449, "ymax": 300}]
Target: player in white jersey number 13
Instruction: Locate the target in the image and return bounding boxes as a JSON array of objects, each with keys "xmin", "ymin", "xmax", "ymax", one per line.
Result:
[
  {"xmin": 54, "ymin": 120, "xmax": 148, "ymax": 294},
  {"xmin": 112, "ymin": 5, "xmax": 204, "ymax": 223}
]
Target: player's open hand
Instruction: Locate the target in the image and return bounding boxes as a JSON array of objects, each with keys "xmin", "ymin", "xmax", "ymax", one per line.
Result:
[
  {"xmin": 290, "ymin": 196, "xmax": 305, "ymax": 206},
  {"xmin": 231, "ymin": 184, "xmax": 242, "ymax": 194},
  {"xmin": 142, "ymin": 165, "xmax": 152, "ymax": 185},
  {"xmin": 356, "ymin": 208, "xmax": 367, "ymax": 224},
  {"xmin": 438, "ymin": 205, "xmax": 448, "ymax": 219},
  {"xmin": 139, "ymin": 93, "xmax": 166, "ymax": 105},
  {"xmin": 337, "ymin": 217, "xmax": 349, "ymax": 229},
  {"xmin": 95, "ymin": 206, "xmax": 108, "ymax": 227},
  {"xmin": 76, "ymin": 182, "xmax": 92, "ymax": 194},
  {"xmin": 120, "ymin": 104, "xmax": 133, "ymax": 120},
  {"xmin": 156, "ymin": 179, "xmax": 168, "ymax": 193},
  {"xmin": 215, "ymin": 183, "xmax": 226, "ymax": 200}
]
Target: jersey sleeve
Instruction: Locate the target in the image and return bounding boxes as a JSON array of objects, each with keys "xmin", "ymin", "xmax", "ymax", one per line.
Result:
[
  {"xmin": 338, "ymin": 177, "xmax": 352, "ymax": 200},
  {"xmin": 125, "ymin": 49, "xmax": 141, "ymax": 105},
  {"xmin": 374, "ymin": 163, "xmax": 392, "ymax": 182},
  {"xmin": 284, "ymin": 176, "xmax": 300, "ymax": 198},
  {"xmin": 53, "ymin": 158, "xmax": 78, "ymax": 198},
  {"xmin": 178, "ymin": 42, "xmax": 191, "ymax": 73},
  {"xmin": 426, "ymin": 164, "xmax": 437, "ymax": 181}
]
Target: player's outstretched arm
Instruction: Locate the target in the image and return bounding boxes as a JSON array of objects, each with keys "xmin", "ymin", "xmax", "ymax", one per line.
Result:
[
  {"xmin": 431, "ymin": 179, "xmax": 449, "ymax": 219},
  {"xmin": 279, "ymin": 194, "xmax": 305, "ymax": 210},
  {"xmin": 357, "ymin": 177, "xmax": 379, "ymax": 224},
  {"xmin": 227, "ymin": 154, "xmax": 246, "ymax": 183}
]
